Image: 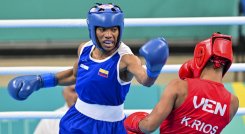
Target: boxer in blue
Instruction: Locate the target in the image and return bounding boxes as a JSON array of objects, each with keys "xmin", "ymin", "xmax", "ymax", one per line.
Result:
[{"xmin": 8, "ymin": 3, "xmax": 169, "ymax": 134}]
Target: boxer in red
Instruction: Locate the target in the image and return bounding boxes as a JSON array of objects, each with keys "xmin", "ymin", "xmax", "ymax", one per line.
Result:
[{"xmin": 124, "ymin": 32, "xmax": 239, "ymax": 134}]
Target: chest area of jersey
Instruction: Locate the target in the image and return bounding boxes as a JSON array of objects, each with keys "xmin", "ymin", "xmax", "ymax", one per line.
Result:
[{"xmin": 77, "ymin": 54, "xmax": 119, "ymax": 81}]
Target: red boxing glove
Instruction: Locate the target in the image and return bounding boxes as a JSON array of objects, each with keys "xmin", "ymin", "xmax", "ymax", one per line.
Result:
[
  {"xmin": 179, "ymin": 59, "xmax": 194, "ymax": 80},
  {"xmin": 124, "ymin": 112, "xmax": 149, "ymax": 134}
]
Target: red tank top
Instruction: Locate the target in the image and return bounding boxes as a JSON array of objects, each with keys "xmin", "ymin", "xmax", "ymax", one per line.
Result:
[{"xmin": 160, "ymin": 78, "xmax": 231, "ymax": 134}]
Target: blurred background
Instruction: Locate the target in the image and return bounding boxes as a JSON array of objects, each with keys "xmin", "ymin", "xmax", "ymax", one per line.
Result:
[{"xmin": 0, "ymin": 0, "xmax": 245, "ymax": 134}]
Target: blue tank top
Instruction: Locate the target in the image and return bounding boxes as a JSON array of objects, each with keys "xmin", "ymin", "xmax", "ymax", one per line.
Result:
[{"xmin": 75, "ymin": 41, "xmax": 132, "ymax": 106}]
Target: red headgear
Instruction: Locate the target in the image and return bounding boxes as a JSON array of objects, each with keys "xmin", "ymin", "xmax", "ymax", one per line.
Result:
[{"xmin": 192, "ymin": 32, "xmax": 233, "ymax": 77}]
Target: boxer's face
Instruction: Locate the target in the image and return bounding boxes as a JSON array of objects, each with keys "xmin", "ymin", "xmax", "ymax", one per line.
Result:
[{"xmin": 96, "ymin": 26, "xmax": 119, "ymax": 52}]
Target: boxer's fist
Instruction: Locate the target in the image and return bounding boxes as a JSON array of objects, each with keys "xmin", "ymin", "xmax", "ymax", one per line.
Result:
[
  {"xmin": 179, "ymin": 59, "xmax": 194, "ymax": 80},
  {"xmin": 124, "ymin": 112, "xmax": 149, "ymax": 134},
  {"xmin": 8, "ymin": 75, "xmax": 42, "ymax": 100},
  {"xmin": 8, "ymin": 73, "xmax": 57, "ymax": 100},
  {"xmin": 139, "ymin": 37, "xmax": 169, "ymax": 78}
]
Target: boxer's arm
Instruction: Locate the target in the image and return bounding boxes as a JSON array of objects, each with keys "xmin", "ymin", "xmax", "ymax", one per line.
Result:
[
  {"xmin": 55, "ymin": 59, "xmax": 78, "ymax": 86},
  {"xmin": 230, "ymin": 95, "xmax": 239, "ymax": 121},
  {"xmin": 56, "ymin": 42, "xmax": 85, "ymax": 85},
  {"xmin": 121, "ymin": 54, "xmax": 156, "ymax": 87},
  {"xmin": 122, "ymin": 38, "xmax": 169, "ymax": 87},
  {"xmin": 138, "ymin": 79, "xmax": 179, "ymax": 133},
  {"xmin": 8, "ymin": 43, "xmax": 82, "ymax": 100}
]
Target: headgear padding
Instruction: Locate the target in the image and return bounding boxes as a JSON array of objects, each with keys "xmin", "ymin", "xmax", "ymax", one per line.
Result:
[
  {"xmin": 192, "ymin": 32, "xmax": 233, "ymax": 77},
  {"xmin": 87, "ymin": 3, "xmax": 124, "ymax": 51}
]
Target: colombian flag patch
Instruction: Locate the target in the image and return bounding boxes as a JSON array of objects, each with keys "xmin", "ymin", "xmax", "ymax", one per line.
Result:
[{"xmin": 98, "ymin": 68, "xmax": 109, "ymax": 78}]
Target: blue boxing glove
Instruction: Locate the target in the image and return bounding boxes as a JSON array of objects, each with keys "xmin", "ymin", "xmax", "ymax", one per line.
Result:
[
  {"xmin": 139, "ymin": 37, "xmax": 169, "ymax": 78},
  {"xmin": 8, "ymin": 73, "xmax": 57, "ymax": 100}
]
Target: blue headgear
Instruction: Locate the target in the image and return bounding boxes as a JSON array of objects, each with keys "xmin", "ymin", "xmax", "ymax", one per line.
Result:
[{"xmin": 87, "ymin": 3, "xmax": 124, "ymax": 50}]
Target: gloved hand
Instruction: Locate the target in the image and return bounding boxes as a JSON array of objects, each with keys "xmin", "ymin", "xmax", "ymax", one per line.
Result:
[
  {"xmin": 124, "ymin": 112, "xmax": 149, "ymax": 134},
  {"xmin": 178, "ymin": 59, "xmax": 194, "ymax": 80},
  {"xmin": 8, "ymin": 73, "xmax": 57, "ymax": 100},
  {"xmin": 139, "ymin": 37, "xmax": 169, "ymax": 78}
]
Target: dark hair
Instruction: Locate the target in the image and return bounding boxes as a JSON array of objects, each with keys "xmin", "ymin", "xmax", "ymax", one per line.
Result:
[{"xmin": 205, "ymin": 56, "xmax": 227, "ymax": 74}]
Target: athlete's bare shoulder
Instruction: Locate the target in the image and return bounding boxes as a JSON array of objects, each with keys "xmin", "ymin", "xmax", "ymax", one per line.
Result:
[
  {"xmin": 167, "ymin": 78, "xmax": 188, "ymax": 109},
  {"xmin": 230, "ymin": 94, "xmax": 239, "ymax": 121},
  {"xmin": 77, "ymin": 42, "xmax": 86, "ymax": 56},
  {"xmin": 168, "ymin": 78, "xmax": 188, "ymax": 92}
]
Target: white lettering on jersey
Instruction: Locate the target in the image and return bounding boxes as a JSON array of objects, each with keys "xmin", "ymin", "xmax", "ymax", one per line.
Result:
[
  {"xmin": 181, "ymin": 116, "xmax": 191, "ymax": 126},
  {"xmin": 181, "ymin": 116, "xmax": 218, "ymax": 134},
  {"xmin": 193, "ymin": 96, "xmax": 227, "ymax": 116}
]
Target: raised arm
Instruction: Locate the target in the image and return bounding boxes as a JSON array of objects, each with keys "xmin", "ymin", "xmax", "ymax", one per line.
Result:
[
  {"xmin": 121, "ymin": 54, "xmax": 154, "ymax": 86},
  {"xmin": 123, "ymin": 38, "xmax": 169, "ymax": 87}
]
